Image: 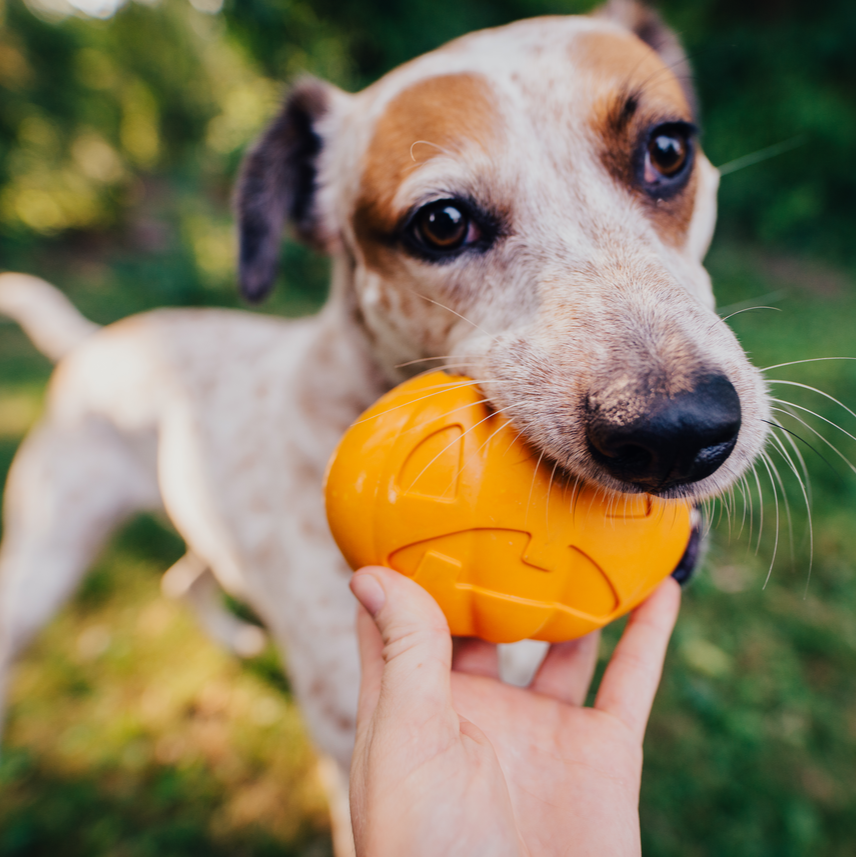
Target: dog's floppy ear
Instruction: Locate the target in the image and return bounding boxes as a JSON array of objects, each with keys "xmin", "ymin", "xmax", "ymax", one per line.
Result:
[
  {"xmin": 593, "ymin": 0, "xmax": 696, "ymax": 116},
  {"xmin": 235, "ymin": 77, "xmax": 343, "ymax": 302}
]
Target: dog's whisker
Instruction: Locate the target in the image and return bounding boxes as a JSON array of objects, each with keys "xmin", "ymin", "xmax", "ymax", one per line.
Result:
[
  {"xmin": 354, "ymin": 381, "xmax": 502, "ymax": 428},
  {"xmin": 770, "ymin": 407, "xmax": 813, "ymax": 505},
  {"xmin": 766, "ymin": 413, "xmax": 855, "ymax": 480},
  {"xmin": 404, "ymin": 289, "xmax": 497, "ymax": 342},
  {"xmin": 733, "ymin": 475, "xmax": 746, "ymax": 537},
  {"xmin": 409, "ymin": 139, "xmax": 457, "ymax": 162},
  {"xmin": 701, "ymin": 497, "xmax": 715, "ymax": 540},
  {"xmin": 717, "ymin": 306, "xmax": 781, "ymax": 326},
  {"xmin": 764, "ymin": 414, "xmax": 841, "ymax": 481},
  {"xmin": 436, "ymin": 364, "xmax": 490, "ymax": 376},
  {"xmin": 769, "ymin": 433, "xmax": 814, "ymax": 592},
  {"xmin": 771, "ymin": 398, "xmax": 856, "ymax": 446},
  {"xmin": 714, "ymin": 487, "xmax": 726, "ymax": 530},
  {"xmin": 762, "ymin": 356, "xmax": 856, "ymax": 373},
  {"xmin": 728, "ymin": 485, "xmax": 738, "ymax": 537},
  {"xmin": 721, "ymin": 485, "xmax": 736, "ymax": 542},
  {"xmin": 407, "ymin": 410, "xmax": 498, "ymax": 494},
  {"xmin": 769, "ymin": 433, "xmax": 805, "ymax": 564},
  {"xmin": 758, "ymin": 452, "xmax": 780, "ymax": 588},
  {"xmin": 699, "ymin": 497, "xmax": 709, "ymax": 536},
  {"xmin": 545, "ymin": 460, "xmax": 560, "ymax": 537},
  {"xmin": 415, "ymin": 392, "xmax": 536, "ymax": 497},
  {"xmin": 620, "ymin": 42, "xmax": 699, "ymax": 110},
  {"xmin": 764, "ymin": 437, "xmax": 796, "ymax": 568},
  {"xmin": 351, "ymin": 381, "xmax": 487, "ymax": 426},
  {"xmin": 401, "ymin": 398, "xmax": 494, "ymax": 438},
  {"xmin": 393, "ymin": 355, "xmax": 471, "ymax": 369},
  {"xmin": 717, "ymin": 135, "xmax": 807, "ymax": 177},
  {"xmin": 736, "ymin": 473, "xmax": 750, "ymax": 542},
  {"xmin": 767, "ymin": 379, "xmax": 856, "ymax": 423},
  {"xmin": 716, "ymin": 291, "xmax": 787, "ymax": 317},
  {"xmin": 750, "ymin": 462, "xmax": 765, "ymax": 555},
  {"xmin": 525, "ymin": 448, "xmax": 546, "ymax": 527},
  {"xmin": 741, "ymin": 474, "xmax": 754, "ymax": 547},
  {"xmin": 500, "ymin": 427, "xmax": 532, "ymax": 463},
  {"xmin": 391, "ymin": 357, "xmax": 490, "ymax": 374},
  {"xmin": 765, "ymin": 426, "xmax": 815, "ymax": 584},
  {"xmin": 727, "ymin": 485, "xmax": 738, "ymax": 536},
  {"xmin": 744, "ymin": 474, "xmax": 755, "ymax": 545},
  {"xmin": 437, "ymin": 416, "xmax": 513, "ymax": 499},
  {"xmin": 569, "ymin": 474, "xmax": 582, "ymax": 524}
]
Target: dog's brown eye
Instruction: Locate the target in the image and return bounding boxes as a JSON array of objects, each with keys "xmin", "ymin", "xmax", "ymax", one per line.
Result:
[
  {"xmin": 414, "ymin": 202, "xmax": 470, "ymax": 250},
  {"xmin": 648, "ymin": 133, "xmax": 687, "ymax": 177},
  {"xmin": 642, "ymin": 124, "xmax": 694, "ymax": 190}
]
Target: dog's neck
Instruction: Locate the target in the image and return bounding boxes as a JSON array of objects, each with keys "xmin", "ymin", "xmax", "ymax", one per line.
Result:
[{"xmin": 291, "ymin": 255, "xmax": 393, "ymax": 473}]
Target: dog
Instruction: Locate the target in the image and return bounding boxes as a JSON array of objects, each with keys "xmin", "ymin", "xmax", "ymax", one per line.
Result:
[{"xmin": 0, "ymin": 2, "xmax": 770, "ymax": 852}]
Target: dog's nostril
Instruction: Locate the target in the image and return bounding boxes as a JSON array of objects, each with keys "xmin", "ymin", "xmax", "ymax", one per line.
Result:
[
  {"xmin": 604, "ymin": 443, "xmax": 653, "ymax": 473},
  {"xmin": 586, "ymin": 373, "xmax": 742, "ymax": 493}
]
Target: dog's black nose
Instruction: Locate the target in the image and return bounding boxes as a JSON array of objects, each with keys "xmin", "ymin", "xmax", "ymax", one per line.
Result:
[{"xmin": 586, "ymin": 373, "xmax": 741, "ymax": 492}]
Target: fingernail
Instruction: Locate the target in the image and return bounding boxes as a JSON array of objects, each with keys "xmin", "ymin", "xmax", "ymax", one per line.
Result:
[{"xmin": 350, "ymin": 573, "xmax": 386, "ymax": 617}]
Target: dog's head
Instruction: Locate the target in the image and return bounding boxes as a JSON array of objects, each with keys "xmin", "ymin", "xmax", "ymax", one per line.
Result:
[{"xmin": 236, "ymin": 0, "xmax": 769, "ymax": 502}]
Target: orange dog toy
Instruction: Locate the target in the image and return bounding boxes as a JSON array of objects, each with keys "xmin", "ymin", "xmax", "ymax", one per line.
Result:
[{"xmin": 325, "ymin": 372, "xmax": 692, "ymax": 644}]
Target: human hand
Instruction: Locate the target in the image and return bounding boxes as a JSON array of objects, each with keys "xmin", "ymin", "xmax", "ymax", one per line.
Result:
[{"xmin": 348, "ymin": 567, "xmax": 681, "ymax": 857}]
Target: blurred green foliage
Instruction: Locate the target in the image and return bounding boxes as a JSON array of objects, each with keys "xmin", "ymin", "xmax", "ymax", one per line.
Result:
[
  {"xmin": 1, "ymin": 0, "xmax": 854, "ymax": 299},
  {"xmin": 1, "ymin": 0, "xmax": 856, "ymax": 855}
]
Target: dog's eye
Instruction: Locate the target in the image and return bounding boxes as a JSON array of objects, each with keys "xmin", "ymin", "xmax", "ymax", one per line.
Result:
[
  {"xmin": 410, "ymin": 200, "xmax": 479, "ymax": 252},
  {"xmin": 649, "ymin": 134, "xmax": 686, "ymax": 176},
  {"xmin": 642, "ymin": 123, "xmax": 694, "ymax": 187}
]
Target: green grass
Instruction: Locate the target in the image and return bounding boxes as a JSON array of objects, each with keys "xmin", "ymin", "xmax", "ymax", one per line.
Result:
[{"xmin": 1, "ymin": 238, "xmax": 855, "ymax": 855}]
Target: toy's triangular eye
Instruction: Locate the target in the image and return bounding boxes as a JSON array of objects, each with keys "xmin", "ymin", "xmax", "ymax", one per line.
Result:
[{"xmin": 414, "ymin": 201, "xmax": 470, "ymax": 250}]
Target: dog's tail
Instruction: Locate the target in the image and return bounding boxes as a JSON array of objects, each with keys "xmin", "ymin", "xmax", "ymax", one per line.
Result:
[{"xmin": 0, "ymin": 272, "xmax": 100, "ymax": 363}]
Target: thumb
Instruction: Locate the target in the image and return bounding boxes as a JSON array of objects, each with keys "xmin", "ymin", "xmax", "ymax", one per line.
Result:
[{"xmin": 350, "ymin": 566, "xmax": 455, "ymax": 732}]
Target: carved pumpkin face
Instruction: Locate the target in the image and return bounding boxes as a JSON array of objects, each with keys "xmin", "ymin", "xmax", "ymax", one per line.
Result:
[{"xmin": 325, "ymin": 372, "xmax": 692, "ymax": 643}]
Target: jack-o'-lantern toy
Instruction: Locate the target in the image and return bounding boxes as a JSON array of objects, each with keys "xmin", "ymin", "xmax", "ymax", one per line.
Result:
[{"xmin": 324, "ymin": 372, "xmax": 692, "ymax": 644}]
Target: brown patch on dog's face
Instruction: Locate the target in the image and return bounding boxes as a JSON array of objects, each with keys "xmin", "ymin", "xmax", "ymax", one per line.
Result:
[
  {"xmin": 579, "ymin": 31, "xmax": 697, "ymax": 247},
  {"xmin": 353, "ymin": 73, "xmax": 500, "ymax": 273}
]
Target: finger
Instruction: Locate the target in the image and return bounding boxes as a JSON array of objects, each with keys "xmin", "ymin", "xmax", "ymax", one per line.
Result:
[
  {"xmin": 529, "ymin": 629, "xmax": 601, "ymax": 705},
  {"xmin": 594, "ymin": 577, "xmax": 681, "ymax": 742},
  {"xmin": 452, "ymin": 638, "xmax": 500, "ymax": 679},
  {"xmin": 353, "ymin": 602, "xmax": 385, "ymax": 731},
  {"xmin": 350, "ymin": 566, "xmax": 456, "ymax": 727}
]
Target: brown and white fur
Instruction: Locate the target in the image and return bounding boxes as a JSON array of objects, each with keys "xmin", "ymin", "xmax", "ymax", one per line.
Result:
[{"xmin": 0, "ymin": 3, "xmax": 769, "ymax": 853}]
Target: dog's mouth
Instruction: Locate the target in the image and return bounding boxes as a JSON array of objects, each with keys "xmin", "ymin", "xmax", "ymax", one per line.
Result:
[
  {"xmin": 671, "ymin": 509, "xmax": 703, "ymax": 584},
  {"xmin": 469, "ymin": 368, "xmax": 746, "ymax": 503}
]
